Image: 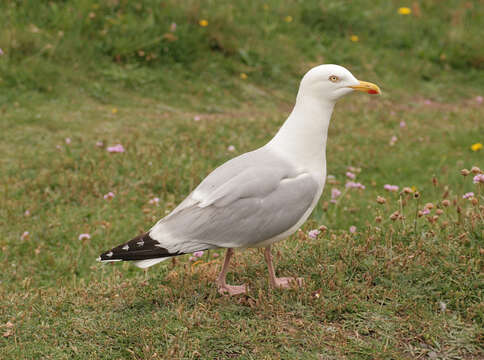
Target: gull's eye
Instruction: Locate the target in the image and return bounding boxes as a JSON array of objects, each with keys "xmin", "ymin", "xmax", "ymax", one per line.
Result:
[{"xmin": 329, "ymin": 75, "xmax": 339, "ymax": 83}]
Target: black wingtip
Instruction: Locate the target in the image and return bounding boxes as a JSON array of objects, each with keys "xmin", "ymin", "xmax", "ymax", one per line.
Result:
[{"xmin": 98, "ymin": 232, "xmax": 184, "ymax": 262}]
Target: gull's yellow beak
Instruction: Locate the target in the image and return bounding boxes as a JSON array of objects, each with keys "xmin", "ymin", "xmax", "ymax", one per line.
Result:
[{"xmin": 349, "ymin": 80, "xmax": 381, "ymax": 95}]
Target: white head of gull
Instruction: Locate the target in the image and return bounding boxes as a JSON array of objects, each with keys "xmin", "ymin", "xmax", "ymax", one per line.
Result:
[{"xmin": 98, "ymin": 64, "xmax": 381, "ymax": 296}]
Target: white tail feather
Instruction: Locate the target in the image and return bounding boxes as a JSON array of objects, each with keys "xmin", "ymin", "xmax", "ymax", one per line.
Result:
[{"xmin": 133, "ymin": 257, "xmax": 169, "ymax": 269}]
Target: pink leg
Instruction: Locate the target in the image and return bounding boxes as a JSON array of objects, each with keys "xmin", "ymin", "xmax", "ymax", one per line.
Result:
[
  {"xmin": 264, "ymin": 245, "xmax": 303, "ymax": 289},
  {"xmin": 216, "ymin": 248, "xmax": 247, "ymax": 296}
]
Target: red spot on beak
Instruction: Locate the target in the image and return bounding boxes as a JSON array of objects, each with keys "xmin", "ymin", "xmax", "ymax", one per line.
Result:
[{"xmin": 367, "ymin": 89, "xmax": 379, "ymax": 94}]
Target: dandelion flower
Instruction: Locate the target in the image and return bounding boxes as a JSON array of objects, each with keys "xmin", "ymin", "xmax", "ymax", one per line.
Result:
[
  {"xmin": 350, "ymin": 35, "xmax": 359, "ymax": 42},
  {"xmin": 106, "ymin": 144, "xmax": 125, "ymax": 153},
  {"xmin": 78, "ymin": 233, "xmax": 91, "ymax": 241},
  {"xmin": 398, "ymin": 7, "xmax": 412, "ymax": 15},
  {"xmin": 21, "ymin": 231, "xmax": 29, "ymax": 240},
  {"xmin": 199, "ymin": 19, "xmax": 208, "ymax": 27},
  {"xmin": 240, "ymin": 73, "xmax": 248, "ymax": 80},
  {"xmin": 349, "ymin": 226, "xmax": 356, "ymax": 233},
  {"xmin": 111, "ymin": 108, "xmax": 118, "ymax": 114},
  {"xmin": 103, "ymin": 192, "xmax": 115, "ymax": 200},
  {"xmin": 308, "ymin": 229, "xmax": 320, "ymax": 239},
  {"xmin": 193, "ymin": 251, "xmax": 204, "ymax": 258},
  {"xmin": 284, "ymin": 16, "xmax": 293, "ymax": 23},
  {"xmin": 471, "ymin": 143, "xmax": 482, "ymax": 151}
]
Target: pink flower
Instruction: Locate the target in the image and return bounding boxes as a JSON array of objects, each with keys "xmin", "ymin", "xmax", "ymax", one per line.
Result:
[
  {"xmin": 349, "ymin": 226, "xmax": 356, "ymax": 233},
  {"xmin": 399, "ymin": 121, "xmax": 406, "ymax": 128},
  {"xmin": 462, "ymin": 192, "xmax": 474, "ymax": 199},
  {"xmin": 107, "ymin": 144, "xmax": 125, "ymax": 153},
  {"xmin": 424, "ymin": 99, "xmax": 432, "ymax": 105},
  {"xmin": 421, "ymin": 208, "xmax": 430, "ymax": 215},
  {"xmin": 96, "ymin": 141, "xmax": 104, "ymax": 147},
  {"xmin": 148, "ymin": 197, "xmax": 160, "ymax": 205},
  {"xmin": 227, "ymin": 145, "xmax": 236, "ymax": 152},
  {"xmin": 193, "ymin": 251, "xmax": 204, "ymax": 258},
  {"xmin": 330, "ymin": 188, "xmax": 341, "ymax": 203},
  {"xmin": 189, "ymin": 256, "xmax": 197, "ymax": 261},
  {"xmin": 475, "ymin": 96, "xmax": 483, "ymax": 104},
  {"xmin": 56, "ymin": 144, "xmax": 62, "ymax": 150},
  {"xmin": 212, "ymin": 252, "xmax": 219, "ymax": 258},
  {"xmin": 78, "ymin": 233, "xmax": 91, "ymax": 241},
  {"xmin": 20, "ymin": 231, "xmax": 29, "ymax": 240},
  {"xmin": 103, "ymin": 192, "xmax": 115, "ymax": 200},
  {"xmin": 308, "ymin": 229, "xmax": 320, "ymax": 239},
  {"xmin": 346, "ymin": 181, "xmax": 365, "ymax": 190},
  {"xmin": 384, "ymin": 184, "xmax": 399, "ymax": 192},
  {"xmin": 473, "ymin": 174, "xmax": 484, "ymax": 184},
  {"xmin": 24, "ymin": 210, "xmax": 30, "ymax": 217},
  {"xmin": 0, "ymin": 48, "xmax": 4, "ymax": 56},
  {"xmin": 346, "ymin": 171, "xmax": 356, "ymax": 180},
  {"xmin": 193, "ymin": 115, "xmax": 201, "ymax": 121},
  {"xmin": 65, "ymin": 137, "xmax": 71, "ymax": 144},
  {"xmin": 170, "ymin": 22, "xmax": 177, "ymax": 32},
  {"xmin": 389, "ymin": 135, "xmax": 397, "ymax": 146}
]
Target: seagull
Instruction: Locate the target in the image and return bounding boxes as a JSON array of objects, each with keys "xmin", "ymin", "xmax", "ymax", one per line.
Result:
[{"xmin": 98, "ymin": 64, "xmax": 381, "ymax": 295}]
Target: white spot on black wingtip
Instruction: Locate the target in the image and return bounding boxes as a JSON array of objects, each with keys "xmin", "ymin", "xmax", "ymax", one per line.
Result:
[
  {"xmin": 136, "ymin": 241, "xmax": 144, "ymax": 247},
  {"xmin": 122, "ymin": 245, "xmax": 129, "ymax": 250},
  {"xmin": 106, "ymin": 251, "xmax": 113, "ymax": 257}
]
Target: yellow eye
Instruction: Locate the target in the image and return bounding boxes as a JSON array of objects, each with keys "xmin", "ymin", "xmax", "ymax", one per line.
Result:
[{"xmin": 329, "ymin": 75, "xmax": 339, "ymax": 83}]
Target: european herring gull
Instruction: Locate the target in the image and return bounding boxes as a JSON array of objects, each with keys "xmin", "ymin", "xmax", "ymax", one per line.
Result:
[{"xmin": 98, "ymin": 64, "xmax": 381, "ymax": 295}]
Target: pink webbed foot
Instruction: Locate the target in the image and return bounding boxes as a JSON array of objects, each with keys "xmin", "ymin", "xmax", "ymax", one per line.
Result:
[
  {"xmin": 272, "ymin": 277, "xmax": 304, "ymax": 289},
  {"xmin": 218, "ymin": 283, "xmax": 248, "ymax": 296}
]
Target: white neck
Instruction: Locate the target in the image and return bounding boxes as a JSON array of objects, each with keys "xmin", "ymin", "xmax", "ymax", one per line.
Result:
[{"xmin": 267, "ymin": 93, "xmax": 335, "ymax": 174}]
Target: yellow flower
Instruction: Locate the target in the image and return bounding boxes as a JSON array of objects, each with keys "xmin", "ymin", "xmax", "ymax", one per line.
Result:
[
  {"xmin": 350, "ymin": 35, "xmax": 359, "ymax": 42},
  {"xmin": 263, "ymin": 4, "xmax": 269, "ymax": 11},
  {"xmin": 398, "ymin": 7, "xmax": 411, "ymax": 15},
  {"xmin": 411, "ymin": 186, "xmax": 417, "ymax": 192},
  {"xmin": 240, "ymin": 73, "xmax": 248, "ymax": 80},
  {"xmin": 111, "ymin": 108, "xmax": 118, "ymax": 114},
  {"xmin": 471, "ymin": 143, "xmax": 483, "ymax": 151},
  {"xmin": 284, "ymin": 16, "xmax": 293, "ymax": 23},
  {"xmin": 199, "ymin": 19, "xmax": 208, "ymax": 27}
]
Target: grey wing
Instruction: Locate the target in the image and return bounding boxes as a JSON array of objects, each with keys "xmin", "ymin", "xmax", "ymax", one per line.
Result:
[{"xmin": 149, "ymin": 148, "xmax": 319, "ymax": 253}]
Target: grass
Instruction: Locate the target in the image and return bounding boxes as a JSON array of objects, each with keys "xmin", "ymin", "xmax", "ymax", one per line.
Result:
[{"xmin": 0, "ymin": 0, "xmax": 483, "ymax": 359}]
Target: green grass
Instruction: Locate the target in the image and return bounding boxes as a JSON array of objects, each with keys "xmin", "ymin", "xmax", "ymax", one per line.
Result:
[{"xmin": 1, "ymin": 0, "xmax": 483, "ymax": 359}]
